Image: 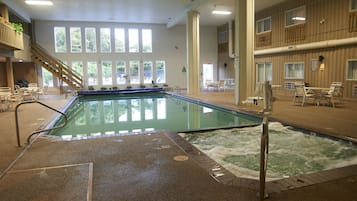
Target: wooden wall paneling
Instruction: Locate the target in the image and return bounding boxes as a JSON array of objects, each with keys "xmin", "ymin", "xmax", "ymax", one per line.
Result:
[{"xmin": 0, "ymin": 62, "xmax": 7, "ymax": 86}]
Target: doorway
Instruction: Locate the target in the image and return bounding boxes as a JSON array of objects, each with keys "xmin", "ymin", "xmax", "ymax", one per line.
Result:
[{"xmin": 202, "ymin": 63, "xmax": 213, "ymax": 88}]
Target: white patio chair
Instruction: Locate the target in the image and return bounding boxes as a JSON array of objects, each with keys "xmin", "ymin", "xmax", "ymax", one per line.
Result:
[
  {"xmin": 0, "ymin": 87, "xmax": 12, "ymax": 111},
  {"xmin": 293, "ymin": 84, "xmax": 316, "ymax": 106},
  {"xmin": 217, "ymin": 80, "xmax": 226, "ymax": 91},
  {"xmin": 323, "ymin": 82, "xmax": 343, "ymax": 107}
]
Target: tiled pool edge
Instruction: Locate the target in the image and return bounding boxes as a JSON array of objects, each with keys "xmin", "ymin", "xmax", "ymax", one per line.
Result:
[{"xmin": 164, "ymin": 131, "xmax": 357, "ymax": 194}]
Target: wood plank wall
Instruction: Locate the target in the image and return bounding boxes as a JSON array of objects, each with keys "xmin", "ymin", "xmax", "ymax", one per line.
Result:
[{"xmin": 254, "ymin": 0, "xmax": 357, "ymax": 100}]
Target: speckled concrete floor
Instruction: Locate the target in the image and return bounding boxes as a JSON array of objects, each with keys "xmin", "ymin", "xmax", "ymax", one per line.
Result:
[{"xmin": 0, "ymin": 92, "xmax": 356, "ymax": 201}]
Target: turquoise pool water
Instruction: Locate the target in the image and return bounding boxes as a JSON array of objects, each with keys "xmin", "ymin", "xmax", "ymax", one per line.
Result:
[
  {"xmin": 179, "ymin": 122, "xmax": 357, "ymax": 180},
  {"xmin": 50, "ymin": 93, "xmax": 261, "ymax": 139}
]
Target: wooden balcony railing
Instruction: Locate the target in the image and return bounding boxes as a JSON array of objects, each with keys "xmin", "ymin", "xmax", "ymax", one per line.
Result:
[
  {"xmin": 256, "ymin": 31, "xmax": 272, "ymax": 48},
  {"xmin": 0, "ymin": 21, "xmax": 24, "ymax": 50},
  {"xmin": 285, "ymin": 23, "xmax": 306, "ymax": 43}
]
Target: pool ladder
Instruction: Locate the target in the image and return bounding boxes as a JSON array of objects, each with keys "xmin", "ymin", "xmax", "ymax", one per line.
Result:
[{"xmin": 15, "ymin": 100, "xmax": 68, "ymax": 147}]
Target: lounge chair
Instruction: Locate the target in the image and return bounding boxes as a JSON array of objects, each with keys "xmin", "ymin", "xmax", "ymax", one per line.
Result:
[{"xmin": 206, "ymin": 80, "xmax": 226, "ymax": 91}]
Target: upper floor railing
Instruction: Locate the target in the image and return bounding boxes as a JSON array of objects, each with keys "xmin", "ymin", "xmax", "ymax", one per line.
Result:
[{"xmin": 0, "ymin": 18, "xmax": 24, "ymax": 50}]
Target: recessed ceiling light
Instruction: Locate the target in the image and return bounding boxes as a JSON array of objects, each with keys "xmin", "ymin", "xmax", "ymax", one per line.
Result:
[
  {"xmin": 212, "ymin": 10, "xmax": 232, "ymax": 15},
  {"xmin": 25, "ymin": 0, "xmax": 53, "ymax": 6}
]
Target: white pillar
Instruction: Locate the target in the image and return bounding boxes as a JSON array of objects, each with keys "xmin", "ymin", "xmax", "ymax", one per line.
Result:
[
  {"xmin": 234, "ymin": 0, "xmax": 255, "ymax": 105},
  {"xmin": 186, "ymin": 10, "xmax": 200, "ymax": 95}
]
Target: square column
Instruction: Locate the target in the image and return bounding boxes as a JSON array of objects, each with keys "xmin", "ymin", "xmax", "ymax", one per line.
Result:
[
  {"xmin": 186, "ymin": 10, "xmax": 200, "ymax": 95},
  {"xmin": 234, "ymin": 0, "xmax": 255, "ymax": 104}
]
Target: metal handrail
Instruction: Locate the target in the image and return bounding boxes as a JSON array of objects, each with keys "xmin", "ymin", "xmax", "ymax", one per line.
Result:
[{"xmin": 15, "ymin": 100, "xmax": 68, "ymax": 147}]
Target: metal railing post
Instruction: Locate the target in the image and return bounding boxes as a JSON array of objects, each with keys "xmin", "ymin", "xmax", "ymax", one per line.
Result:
[
  {"xmin": 14, "ymin": 100, "xmax": 68, "ymax": 147},
  {"xmin": 259, "ymin": 81, "xmax": 273, "ymax": 201}
]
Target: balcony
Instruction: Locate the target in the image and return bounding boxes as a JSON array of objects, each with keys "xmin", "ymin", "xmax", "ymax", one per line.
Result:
[{"xmin": 0, "ymin": 18, "xmax": 24, "ymax": 50}]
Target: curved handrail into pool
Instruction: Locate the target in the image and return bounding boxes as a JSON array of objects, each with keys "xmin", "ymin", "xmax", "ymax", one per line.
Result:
[{"xmin": 14, "ymin": 100, "xmax": 68, "ymax": 147}]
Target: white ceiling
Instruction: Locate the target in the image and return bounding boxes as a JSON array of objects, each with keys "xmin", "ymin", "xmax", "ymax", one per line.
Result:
[{"xmin": 3, "ymin": 0, "xmax": 286, "ymax": 27}]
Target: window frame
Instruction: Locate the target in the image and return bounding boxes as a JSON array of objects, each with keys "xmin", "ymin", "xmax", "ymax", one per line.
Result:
[
  {"xmin": 54, "ymin": 26, "xmax": 67, "ymax": 53},
  {"xmin": 100, "ymin": 28, "xmax": 112, "ymax": 53},
  {"xmin": 87, "ymin": 61, "xmax": 98, "ymax": 86},
  {"xmin": 101, "ymin": 61, "xmax": 113, "ymax": 86},
  {"xmin": 71, "ymin": 61, "xmax": 84, "ymax": 77},
  {"xmin": 129, "ymin": 60, "xmax": 140, "ymax": 84},
  {"xmin": 142, "ymin": 29, "xmax": 152, "ymax": 53},
  {"xmin": 85, "ymin": 27, "xmax": 97, "ymax": 53},
  {"xmin": 351, "ymin": 0, "xmax": 357, "ymax": 11},
  {"xmin": 155, "ymin": 60, "xmax": 166, "ymax": 84},
  {"xmin": 143, "ymin": 61, "xmax": 153, "ymax": 84},
  {"xmin": 285, "ymin": 6, "xmax": 306, "ymax": 27},
  {"xmin": 256, "ymin": 17, "xmax": 271, "ymax": 34},
  {"xmin": 128, "ymin": 28, "xmax": 139, "ymax": 53},
  {"xmin": 256, "ymin": 62, "xmax": 272, "ymax": 83},
  {"xmin": 284, "ymin": 62, "xmax": 304, "ymax": 79},
  {"xmin": 347, "ymin": 59, "xmax": 357, "ymax": 81},
  {"xmin": 116, "ymin": 61, "xmax": 126, "ymax": 85},
  {"xmin": 70, "ymin": 27, "xmax": 82, "ymax": 53},
  {"xmin": 114, "ymin": 28, "xmax": 126, "ymax": 53}
]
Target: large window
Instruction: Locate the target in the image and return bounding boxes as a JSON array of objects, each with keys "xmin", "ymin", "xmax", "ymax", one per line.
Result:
[
  {"xmin": 72, "ymin": 61, "xmax": 83, "ymax": 76},
  {"xmin": 51, "ymin": 26, "xmax": 167, "ymax": 88},
  {"xmin": 285, "ymin": 6, "xmax": 306, "ymax": 27},
  {"xmin": 256, "ymin": 62, "xmax": 272, "ymax": 83},
  {"xmin": 102, "ymin": 61, "xmax": 113, "ymax": 85},
  {"xmin": 256, "ymin": 17, "xmax": 271, "ymax": 33},
  {"xmin": 285, "ymin": 63, "xmax": 304, "ymax": 79},
  {"xmin": 115, "ymin": 28, "xmax": 125, "ymax": 53},
  {"xmin": 100, "ymin": 28, "xmax": 111, "ymax": 53},
  {"xmin": 128, "ymin": 29, "xmax": 139, "ymax": 53},
  {"xmin": 42, "ymin": 68, "xmax": 54, "ymax": 87},
  {"xmin": 116, "ymin": 61, "xmax": 126, "ymax": 84},
  {"xmin": 129, "ymin": 61, "xmax": 140, "ymax": 84},
  {"xmin": 85, "ymin": 27, "xmax": 97, "ymax": 53},
  {"xmin": 87, "ymin": 61, "xmax": 98, "ymax": 86},
  {"xmin": 54, "ymin": 27, "xmax": 66, "ymax": 53},
  {"xmin": 156, "ymin": 60, "xmax": 166, "ymax": 83},
  {"xmin": 347, "ymin": 60, "xmax": 357, "ymax": 80},
  {"xmin": 70, "ymin": 27, "xmax": 82, "ymax": 53},
  {"xmin": 352, "ymin": 0, "xmax": 357, "ymax": 11},
  {"xmin": 142, "ymin": 29, "xmax": 152, "ymax": 53},
  {"xmin": 143, "ymin": 61, "xmax": 153, "ymax": 84}
]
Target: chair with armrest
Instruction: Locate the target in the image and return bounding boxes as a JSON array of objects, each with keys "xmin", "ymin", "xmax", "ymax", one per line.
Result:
[
  {"xmin": 323, "ymin": 82, "xmax": 343, "ymax": 107},
  {"xmin": 293, "ymin": 83, "xmax": 316, "ymax": 106}
]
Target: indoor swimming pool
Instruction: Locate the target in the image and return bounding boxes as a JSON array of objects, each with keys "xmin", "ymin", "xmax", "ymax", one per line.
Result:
[
  {"xmin": 179, "ymin": 122, "xmax": 357, "ymax": 180},
  {"xmin": 49, "ymin": 92, "xmax": 261, "ymax": 139}
]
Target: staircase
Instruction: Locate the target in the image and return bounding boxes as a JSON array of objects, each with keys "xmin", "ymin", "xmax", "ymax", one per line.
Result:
[{"xmin": 31, "ymin": 43, "xmax": 83, "ymax": 90}]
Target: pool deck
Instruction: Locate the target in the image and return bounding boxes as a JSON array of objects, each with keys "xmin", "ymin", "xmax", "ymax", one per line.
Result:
[{"xmin": 0, "ymin": 92, "xmax": 356, "ymax": 201}]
